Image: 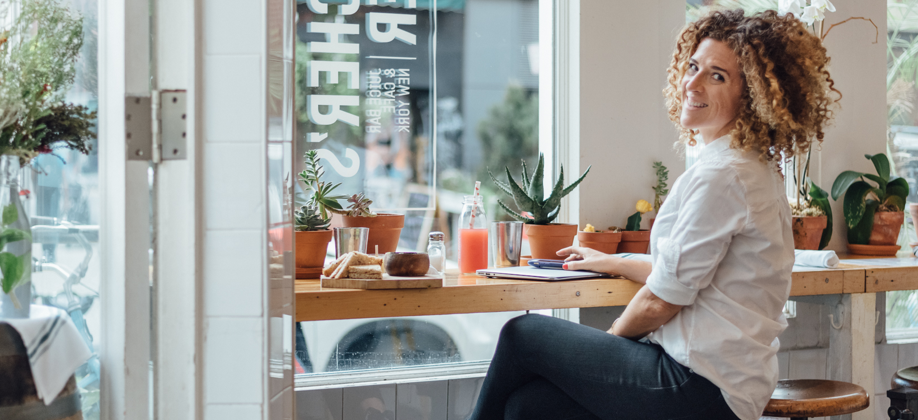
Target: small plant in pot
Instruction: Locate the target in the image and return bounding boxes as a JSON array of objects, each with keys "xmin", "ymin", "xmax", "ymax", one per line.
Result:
[
  {"xmin": 338, "ymin": 193, "xmax": 405, "ymax": 254},
  {"xmin": 790, "ymin": 149, "xmax": 832, "ymax": 250},
  {"xmin": 295, "ymin": 150, "xmax": 345, "ymax": 275},
  {"xmin": 831, "ymin": 153, "xmax": 909, "ymax": 256},
  {"xmin": 577, "ymin": 223, "xmax": 622, "ymax": 254},
  {"xmin": 489, "ymin": 153, "xmax": 591, "ymax": 259},
  {"xmin": 619, "ymin": 200, "xmax": 653, "ymax": 254}
]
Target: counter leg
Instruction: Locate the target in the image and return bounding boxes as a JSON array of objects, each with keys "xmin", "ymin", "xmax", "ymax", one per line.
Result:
[{"xmin": 826, "ymin": 293, "xmax": 876, "ymax": 420}]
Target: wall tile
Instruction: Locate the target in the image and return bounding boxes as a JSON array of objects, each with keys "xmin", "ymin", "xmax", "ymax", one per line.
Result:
[
  {"xmin": 205, "ymin": 404, "xmax": 263, "ymax": 420},
  {"xmin": 204, "ymin": 55, "xmax": 263, "ymax": 142},
  {"xmin": 205, "ymin": 317, "xmax": 264, "ymax": 404},
  {"xmin": 877, "ymin": 343, "xmax": 899, "ymax": 393},
  {"xmin": 204, "ymin": 0, "xmax": 264, "ymax": 55},
  {"xmin": 297, "ymin": 388, "xmax": 342, "ymax": 420},
  {"xmin": 204, "ymin": 143, "xmax": 265, "ymax": 230},
  {"xmin": 447, "ymin": 378, "xmax": 484, "ymax": 420},
  {"xmin": 875, "ymin": 393, "xmax": 891, "ymax": 420},
  {"xmin": 788, "ymin": 348, "xmax": 827, "ymax": 380},
  {"xmin": 344, "ymin": 385, "xmax": 396, "ymax": 420},
  {"xmin": 898, "ymin": 343, "xmax": 918, "ymax": 371},
  {"xmin": 398, "ymin": 381, "xmax": 447, "ymax": 420},
  {"xmin": 204, "ymin": 230, "xmax": 264, "ymax": 317},
  {"xmin": 777, "ymin": 352, "xmax": 789, "ymax": 380}
]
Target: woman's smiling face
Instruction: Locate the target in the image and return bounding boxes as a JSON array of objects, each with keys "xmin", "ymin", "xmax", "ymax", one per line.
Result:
[{"xmin": 680, "ymin": 38, "xmax": 745, "ymax": 144}]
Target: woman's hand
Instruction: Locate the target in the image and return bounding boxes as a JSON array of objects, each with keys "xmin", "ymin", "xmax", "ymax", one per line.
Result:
[
  {"xmin": 556, "ymin": 246, "xmax": 614, "ymax": 273},
  {"xmin": 557, "ymin": 246, "xmax": 653, "ymax": 284}
]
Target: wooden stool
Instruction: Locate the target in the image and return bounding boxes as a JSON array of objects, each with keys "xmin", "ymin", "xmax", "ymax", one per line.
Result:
[{"xmin": 762, "ymin": 379, "xmax": 869, "ymax": 420}]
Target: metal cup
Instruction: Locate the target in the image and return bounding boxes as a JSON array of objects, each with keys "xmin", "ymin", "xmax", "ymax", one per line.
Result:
[
  {"xmin": 333, "ymin": 227, "xmax": 369, "ymax": 258},
  {"xmin": 489, "ymin": 221, "xmax": 524, "ymax": 268}
]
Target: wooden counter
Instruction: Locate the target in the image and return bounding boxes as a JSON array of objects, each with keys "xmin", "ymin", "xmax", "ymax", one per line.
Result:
[{"xmin": 295, "ymin": 264, "xmax": 874, "ymax": 322}]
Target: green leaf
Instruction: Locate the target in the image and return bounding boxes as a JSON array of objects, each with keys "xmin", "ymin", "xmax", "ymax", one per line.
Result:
[
  {"xmin": 887, "ymin": 176, "xmax": 910, "ymax": 200},
  {"xmin": 543, "ymin": 166, "xmax": 565, "ymax": 216},
  {"xmin": 561, "ymin": 165, "xmax": 592, "ymax": 198},
  {"xmin": 807, "ymin": 180, "xmax": 833, "ymax": 249},
  {"xmin": 0, "ymin": 251, "xmax": 24, "ymax": 295},
  {"xmin": 842, "ymin": 181, "xmax": 873, "ymax": 229},
  {"xmin": 831, "ymin": 171, "xmax": 865, "ymax": 200},
  {"xmin": 866, "ymin": 153, "xmax": 891, "ymax": 182},
  {"xmin": 496, "ymin": 200, "xmax": 531, "ymax": 223},
  {"xmin": 520, "ymin": 160, "xmax": 531, "ymax": 193},
  {"xmin": 505, "ymin": 167, "xmax": 536, "ymax": 212},
  {"xmin": 488, "ymin": 169, "xmax": 513, "ymax": 197},
  {"xmin": 2, "ymin": 204, "xmax": 16, "ymax": 226},
  {"xmin": 528, "ymin": 154, "xmax": 544, "ymax": 204},
  {"xmin": 625, "ymin": 211, "xmax": 642, "ymax": 231},
  {"xmin": 863, "ymin": 173, "xmax": 887, "ymax": 192},
  {"xmin": 886, "ymin": 195, "xmax": 906, "ymax": 212},
  {"xmin": 847, "ymin": 201, "xmax": 878, "ymax": 245}
]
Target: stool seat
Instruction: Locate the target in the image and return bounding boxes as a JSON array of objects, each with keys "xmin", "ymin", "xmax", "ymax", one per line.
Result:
[
  {"xmin": 893, "ymin": 366, "xmax": 918, "ymax": 390},
  {"xmin": 762, "ymin": 379, "xmax": 869, "ymax": 419}
]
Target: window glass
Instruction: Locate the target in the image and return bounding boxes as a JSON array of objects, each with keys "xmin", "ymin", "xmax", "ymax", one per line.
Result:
[
  {"xmin": 888, "ymin": 0, "xmax": 918, "ymax": 332},
  {"xmin": 24, "ymin": 0, "xmax": 100, "ymax": 417},
  {"xmin": 295, "ymin": 0, "xmax": 543, "ymax": 374}
]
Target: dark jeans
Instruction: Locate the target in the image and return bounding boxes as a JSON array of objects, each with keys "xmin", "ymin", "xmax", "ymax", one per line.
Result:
[{"xmin": 470, "ymin": 314, "xmax": 741, "ymax": 420}]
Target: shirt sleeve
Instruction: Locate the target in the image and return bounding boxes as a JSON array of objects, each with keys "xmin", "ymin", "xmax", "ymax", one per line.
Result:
[{"xmin": 646, "ymin": 164, "xmax": 748, "ymax": 306}]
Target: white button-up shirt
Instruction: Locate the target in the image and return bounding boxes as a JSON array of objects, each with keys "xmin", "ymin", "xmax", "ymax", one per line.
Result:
[{"xmin": 646, "ymin": 135, "xmax": 794, "ymax": 420}]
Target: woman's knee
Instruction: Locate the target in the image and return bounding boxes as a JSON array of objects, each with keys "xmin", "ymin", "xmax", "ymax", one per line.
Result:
[{"xmin": 499, "ymin": 314, "xmax": 551, "ymax": 350}]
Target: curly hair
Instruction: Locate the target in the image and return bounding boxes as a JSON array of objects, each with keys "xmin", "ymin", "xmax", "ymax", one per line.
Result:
[{"xmin": 663, "ymin": 9, "xmax": 840, "ymax": 162}]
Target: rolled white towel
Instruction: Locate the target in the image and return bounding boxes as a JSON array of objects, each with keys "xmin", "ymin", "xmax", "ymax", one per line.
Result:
[
  {"xmin": 613, "ymin": 253, "xmax": 654, "ymax": 263},
  {"xmin": 794, "ymin": 250, "xmax": 839, "ymax": 268}
]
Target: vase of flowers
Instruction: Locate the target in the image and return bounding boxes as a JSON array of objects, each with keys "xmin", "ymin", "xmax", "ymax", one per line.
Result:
[{"xmin": 0, "ymin": 156, "xmax": 32, "ymax": 319}]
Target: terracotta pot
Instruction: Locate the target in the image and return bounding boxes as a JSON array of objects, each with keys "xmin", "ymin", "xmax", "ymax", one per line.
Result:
[
  {"xmin": 868, "ymin": 211, "xmax": 904, "ymax": 246},
  {"xmin": 619, "ymin": 230, "xmax": 651, "ymax": 254},
  {"xmin": 342, "ymin": 213, "xmax": 405, "ymax": 254},
  {"xmin": 792, "ymin": 215, "xmax": 827, "ymax": 250},
  {"xmin": 910, "ymin": 203, "xmax": 918, "ymax": 245},
  {"xmin": 525, "ymin": 223, "xmax": 577, "ymax": 259},
  {"xmin": 577, "ymin": 231, "xmax": 622, "ymax": 254},
  {"xmin": 295, "ymin": 230, "xmax": 333, "ymax": 269}
]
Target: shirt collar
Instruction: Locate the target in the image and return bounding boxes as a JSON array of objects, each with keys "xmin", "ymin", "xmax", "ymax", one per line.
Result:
[{"xmin": 699, "ymin": 134, "xmax": 733, "ymax": 160}]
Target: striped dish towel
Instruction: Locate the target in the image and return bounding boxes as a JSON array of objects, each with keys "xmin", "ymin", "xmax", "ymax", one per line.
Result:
[{"xmin": 2, "ymin": 304, "xmax": 92, "ymax": 404}]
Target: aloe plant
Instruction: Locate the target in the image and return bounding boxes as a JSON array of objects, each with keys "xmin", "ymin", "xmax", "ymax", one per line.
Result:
[
  {"xmin": 298, "ymin": 150, "xmax": 345, "ymax": 221},
  {"xmin": 294, "ymin": 204, "xmax": 331, "ymax": 232},
  {"xmin": 489, "ymin": 154, "xmax": 591, "ymax": 224},
  {"xmin": 831, "ymin": 153, "xmax": 909, "ymax": 245}
]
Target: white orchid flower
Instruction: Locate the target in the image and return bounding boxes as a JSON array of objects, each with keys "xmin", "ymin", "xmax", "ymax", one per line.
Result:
[
  {"xmin": 811, "ymin": 0, "xmax": 836, "ymax": 13},
  {"xmin": 800, "ymin": 5, "xmax": 824, "ymax": 25},
  {"xmin": 778, "ymin": 0, "xmax": 804, "ymax": 17}
]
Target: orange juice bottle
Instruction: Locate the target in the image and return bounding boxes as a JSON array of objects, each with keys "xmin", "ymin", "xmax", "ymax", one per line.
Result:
[{"xmin": 458, "ymin": 195, "xmax": 488, "ymax": 274}]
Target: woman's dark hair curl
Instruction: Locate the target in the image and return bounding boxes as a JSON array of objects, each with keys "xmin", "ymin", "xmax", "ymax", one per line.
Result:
[{"xmin": 664, "ymin": 9, "xmax": 840, "ymax": 162}]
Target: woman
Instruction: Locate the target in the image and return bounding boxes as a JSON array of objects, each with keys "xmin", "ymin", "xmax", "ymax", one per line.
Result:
[{"xmin": 469, "ymin": 9, "xmax": 839, "ymax": 420}]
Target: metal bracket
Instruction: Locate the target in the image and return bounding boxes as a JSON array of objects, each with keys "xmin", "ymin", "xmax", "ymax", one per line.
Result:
[
  {"xmin": 125, "ymin": 96, "xmax": 152, "ymax": 161},
  {"xmin": 160, "ymin": 90, "xmax": 187, "ymax": 161},
  {"xmin": 125, "ymin": 91, "xmax": 187, "ymax": 162}
]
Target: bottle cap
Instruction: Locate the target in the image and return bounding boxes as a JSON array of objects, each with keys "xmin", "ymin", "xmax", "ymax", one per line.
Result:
[{"xmin": 429, "ymin": 231, "xmax": 445, "ymax": 241}]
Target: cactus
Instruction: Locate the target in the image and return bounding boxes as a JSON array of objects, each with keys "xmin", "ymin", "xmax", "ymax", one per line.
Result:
[
  {"xmin": 489, "ymin": 153, "xmax": 591, "ymax": 224},
  {"xmin": 295, "ymin": 204, "xmax": 331, "ymax": 232}
]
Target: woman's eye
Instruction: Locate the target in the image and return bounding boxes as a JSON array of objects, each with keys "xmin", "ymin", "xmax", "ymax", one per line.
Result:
[
  {"xmin": 689, "ymin": 63, "xmax": 698, "ymax": 72},
  {"xmin": 713, "ymin": 73, "xmax": 725, "ymax": 82}
]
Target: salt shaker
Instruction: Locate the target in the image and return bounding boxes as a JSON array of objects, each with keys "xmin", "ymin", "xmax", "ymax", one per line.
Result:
[{"xmin": 427, "ymin": 232, "xmax": 446, "ymax": 273}]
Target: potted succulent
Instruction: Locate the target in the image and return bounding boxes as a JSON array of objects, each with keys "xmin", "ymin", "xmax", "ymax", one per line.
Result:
[
  {"xmin": 577, "ymin": 223, "xmax": 622, "ymax": 254},
  {"xmin": 831, "ymin": 153, "xmax": 909, "ymax": 255},
  {"xmin": 651, "ymin": 161, "xmax": 669, "ymax": 229},
  {"xmin": 490, "ymin": 153, "xmax": 590, "ymax": 259},
  {"xmin": 339, "ymin": 193, "xmax": 405, "ymax": 254},
  {"xmin": 619, "ymin": 200, "xmax": 653, "ymax": 254},
  {"xmin": 295, "ymin": 150, "xmax": 345, "ymax": 273}
]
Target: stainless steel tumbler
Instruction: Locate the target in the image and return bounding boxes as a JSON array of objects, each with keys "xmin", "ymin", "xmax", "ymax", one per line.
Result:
[
  {"xmin": 489, "ymin": 221, "xmax": 524, "ymax": 268},
  {"xmin": 333, "ymin": 227, "xmax": 369, "ymax": 258}
]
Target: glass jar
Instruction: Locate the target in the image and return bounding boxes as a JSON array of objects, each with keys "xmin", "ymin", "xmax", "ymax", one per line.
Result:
[
  {"xmin": 0, "ymin": 155, "xmax": 32, "ymax": 318},
  {"xmin": 427, "ymin": 231, "xmax": 445, "ymax": 273},
  {"xmin": 458, "ymin": 195, "xmax": 488, "ymax": 274}
]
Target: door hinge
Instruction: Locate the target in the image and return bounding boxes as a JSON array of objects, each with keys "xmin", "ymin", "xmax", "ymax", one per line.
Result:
[{"xmin": 126, "ymin": 90, "xmax": 187, "ymax": 162}]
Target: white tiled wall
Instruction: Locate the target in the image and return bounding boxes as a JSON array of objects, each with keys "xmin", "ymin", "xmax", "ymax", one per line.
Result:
[{"xmin": 202, "ymin": 0, "xmax": 295, "ymax": 418}]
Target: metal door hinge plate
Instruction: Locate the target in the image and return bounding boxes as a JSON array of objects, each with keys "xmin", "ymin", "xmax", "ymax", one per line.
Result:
[
  {"xmin": 125, "ymin": 90, "xmax": 187, "ymax": 162},
  {"xmin": 125, "ymin": 96, "xmax": 152, "ymax": 160}
]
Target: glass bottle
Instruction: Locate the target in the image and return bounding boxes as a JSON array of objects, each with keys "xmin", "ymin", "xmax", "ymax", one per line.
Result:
[
  {"xmin": 0, "ymin": 155, "xmax": 31, "ymax": 318},
  {"xmin": 427, "ymin": 231, "xmax": 445, "ymax": 273},
  {"xmin": 458, "ymin": 195, "xmax": 488, "ymax": 274}
]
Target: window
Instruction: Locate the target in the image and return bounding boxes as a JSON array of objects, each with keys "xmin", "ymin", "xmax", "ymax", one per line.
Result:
[
  {"xmin": 295, "ymin": 0, "xmax": 546, "ymax": 376},
  {"xmin": 887, "ymin": 0, "xmax": 918, "ymax": 336}
]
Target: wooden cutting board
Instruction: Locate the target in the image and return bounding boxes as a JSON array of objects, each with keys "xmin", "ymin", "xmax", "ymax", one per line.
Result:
[{"xmin": 320, "ymin": 274, "xmax": 443, "ymax": 289}]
